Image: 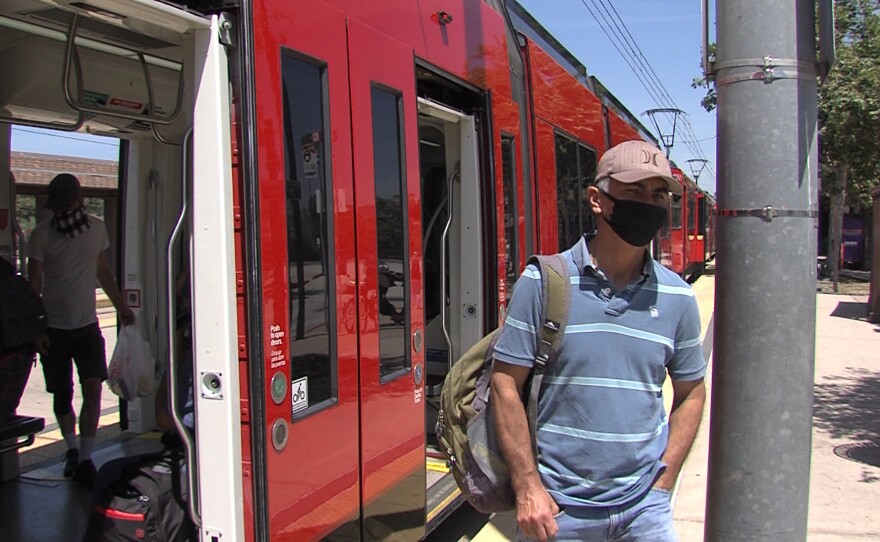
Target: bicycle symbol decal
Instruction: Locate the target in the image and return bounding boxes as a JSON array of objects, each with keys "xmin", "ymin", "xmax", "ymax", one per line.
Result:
[{"xmin": 291, "ymin": 376, "xmax": 309, "ymax": 413}]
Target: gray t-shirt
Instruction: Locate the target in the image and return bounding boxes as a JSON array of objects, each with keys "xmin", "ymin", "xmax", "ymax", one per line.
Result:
[{"xmin": 28, "ymin": 216, "xmax": 110, "ymax": 330}]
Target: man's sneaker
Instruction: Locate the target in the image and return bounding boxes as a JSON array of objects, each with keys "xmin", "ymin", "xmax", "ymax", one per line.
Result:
[
  {"xmin": 73, "ymin": 459, "xmax": 96, "ymax": 488},
  {"xmin": 62, "ymin": 449, "xmax": 79, "ymax": 478}
]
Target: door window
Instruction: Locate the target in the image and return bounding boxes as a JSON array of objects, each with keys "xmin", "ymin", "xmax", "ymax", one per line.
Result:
[
  {"xmin": 671, "ymin": 195, "xmax": 683, "ymax": 229},
  {"xmin": 281, "ymin": 52, "xmax": 337, "ymax": 416},
  {"xmin": 371, "ymin": 86, "xmax": 410, "ymax": 380},
  {"xmin": 501, "ymin": 135, "xmax": 519, "ymax": 295},
  {"xmin": 688, "ymin": 193, "xmax": 696, "ymax": 231}
]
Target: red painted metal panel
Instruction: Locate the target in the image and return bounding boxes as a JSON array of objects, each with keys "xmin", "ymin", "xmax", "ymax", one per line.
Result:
[
  {"xmin": 230, "ymin": 87, "xmax": 256, "ymax": 540},
  {"xmin": 347, "ymin": 16, "xmax": 426, "ymax": 512},
  {"xmin": 533, "ymin": 119, "xmax": 559, "ymax": 253},
  {"xmin": 251, "ymin": 1, "xmax": 360, "ymax": 539},
  {"xmin": 324, "ymin": 0, "xmax": 511, "ymax": 95},
  {"xmin": 607, "ymin": 110, "xmax": 641, "ymax": 147},
  {"xmin": 684, "ymin": 176, "xmax": 704, "ymax": 275},
  {"xmin": 669, "ymin": 168, "xmax": 686, "ymax": 274},
  {"xmin": 526, "ymin": 42, "xmax": 604, "ymax": 149},
  {"xmin": 492, "ymin": 93, "xmax": 521, "ymax": 311}
]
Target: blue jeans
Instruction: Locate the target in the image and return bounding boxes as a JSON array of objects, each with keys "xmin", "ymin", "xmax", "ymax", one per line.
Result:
[{"xmin": 517, "ymin": 488, "xmax": 677, "ymax": 542}]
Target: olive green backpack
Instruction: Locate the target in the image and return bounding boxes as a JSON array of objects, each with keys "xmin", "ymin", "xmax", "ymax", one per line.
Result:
[{"xmin": 435, "ymin": 253, "xmax": 571, "ymax": 513}]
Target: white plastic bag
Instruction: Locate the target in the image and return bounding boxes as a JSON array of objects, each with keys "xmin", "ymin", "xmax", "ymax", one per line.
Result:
[{"xmin": 107, "ymin": 325, "xmax": 157, "ymax": 400}]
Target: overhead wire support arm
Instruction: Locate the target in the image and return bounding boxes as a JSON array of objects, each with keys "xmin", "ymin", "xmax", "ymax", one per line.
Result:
[
  {"xmin": 685, "ymin": 158, "xmax": 709, "ymax": 185},
  {"xmin": 642, "ymin": 108, "xmax": 685, "ymax": 158}
]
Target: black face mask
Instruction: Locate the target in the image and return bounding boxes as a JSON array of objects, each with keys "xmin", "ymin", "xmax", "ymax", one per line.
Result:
[{"xmin": 600, "ymin": 190, "xmax": 668, "ymax": 247}]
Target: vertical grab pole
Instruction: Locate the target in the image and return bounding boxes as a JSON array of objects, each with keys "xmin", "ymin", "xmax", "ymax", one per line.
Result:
[
  {"xmin": 166, "ymin": 126, "xmax": 201, "ymax": 528},
  {"xmin": 440, "ymin": 169, "xmax": 459, "ymax": 371}
]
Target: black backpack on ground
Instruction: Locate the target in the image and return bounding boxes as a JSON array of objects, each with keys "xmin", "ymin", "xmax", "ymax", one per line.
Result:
[
  {"xmin": 83, "ymin": 439, "xmax": 195, "ymax": 542},
  {"xmin": 0, "ymin": 256, "xmax": 47, "ymax": 355}
]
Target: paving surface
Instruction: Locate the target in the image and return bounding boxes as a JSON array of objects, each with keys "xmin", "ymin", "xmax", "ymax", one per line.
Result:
[
  {"xmin": 467, "ymin": 276, "xmax": 880, "ymax": 542},
  {"xmin": 9, "ymin": 283, "xmax": 880, "ymax": 541}
]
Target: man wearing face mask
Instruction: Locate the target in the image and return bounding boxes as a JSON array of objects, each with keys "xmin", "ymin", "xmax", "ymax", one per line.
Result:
[
  {"xmin": 491, "ymin": 140, "xmax": 706, "ymax": 541},
  {"xmin": 27, "ymin": 174, "xmax": 135, "ymax": 488}
]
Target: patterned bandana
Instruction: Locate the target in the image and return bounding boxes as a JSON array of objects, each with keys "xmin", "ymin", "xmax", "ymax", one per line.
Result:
[{"xmin": 52, "ymin": 205, "xmax": 91, "ymax": 239}]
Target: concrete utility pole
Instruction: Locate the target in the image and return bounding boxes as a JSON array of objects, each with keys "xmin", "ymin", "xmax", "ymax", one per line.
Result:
[{"xmin": 706, "ymin": 1, "xmax": 818, "ymax": 540}]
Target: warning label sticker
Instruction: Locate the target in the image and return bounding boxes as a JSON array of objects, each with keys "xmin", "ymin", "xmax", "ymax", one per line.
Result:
[{"xmin": 108, "ymin": 97, "xmax": 145, "ymax": 113}]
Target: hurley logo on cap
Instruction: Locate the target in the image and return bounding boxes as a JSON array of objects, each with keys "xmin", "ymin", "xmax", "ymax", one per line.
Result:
[{"xmin": 595, "ymin": 140, "xmax": 682, "ymax": 195}]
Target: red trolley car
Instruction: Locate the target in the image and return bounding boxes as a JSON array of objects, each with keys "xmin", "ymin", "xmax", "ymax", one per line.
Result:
[{"xmin": 0, "ymin": 1, "xmax": 714, "ymax": 540}]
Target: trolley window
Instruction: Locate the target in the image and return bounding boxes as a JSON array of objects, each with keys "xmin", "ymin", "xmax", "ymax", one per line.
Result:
[
  {"xmin": 687, "ymin": 193, "xmax": 696, "ymax": 231},
  {"xmin": 501, "ymin": 135, "xmax": 519, "ymax": 296},
  {"xmin": 670, "ymin": 195, "xmax": 683, "ymax": 230},
  {"xmin": 698, "ymin": 196, "xmax": 707, "ymax": 235},
  {"xmin": 281, "ymin": 53, "xmax": 338, "ymax": 416},
  {"xmin": 554, "ymin": 133, "xmax": 597, "ymax": 249},
  {"xmin": 371, "ymin": 86, "xmax": 410, "ymax": 381}
]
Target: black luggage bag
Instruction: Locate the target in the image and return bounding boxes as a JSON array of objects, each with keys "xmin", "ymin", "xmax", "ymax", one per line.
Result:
[{"xmin": 83, "ymin": 443, "xmax": 195, "ymax": 542}]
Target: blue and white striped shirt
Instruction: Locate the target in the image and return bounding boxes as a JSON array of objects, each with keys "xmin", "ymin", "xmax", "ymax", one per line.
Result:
[{"xmin": 493, "ymin": 237, "xmax": 705, "ymax": 507}]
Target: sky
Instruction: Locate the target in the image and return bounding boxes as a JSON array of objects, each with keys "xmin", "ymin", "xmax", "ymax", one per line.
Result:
[
  {"xmin": 517, "ymin": 0, "xmax": 717, "ymax": 193},
  {"xmin": 11, "ymin": 125, "xmax": 120, "ymax": 161},
  {"xmin": 10, "ymin": 1, "xmax": 717, "ymax": 192}
]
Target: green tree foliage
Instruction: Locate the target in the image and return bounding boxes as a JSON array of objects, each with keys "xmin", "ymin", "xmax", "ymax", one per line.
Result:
[
  {"xmin": 693, "ymin": 2, "xmax": 880, "ymax": 207},
  {"xmin": 819, "ymin": 0, "xmax": 880, "ymax": 208},
  {"xmin": 819, "ymin": 0, "xmax": 880, "ymax": 283},
  {"xmin": 694, "ymin": 1, "xmax": 879, "ymax": 282},
  {"xmin": 691, "ymin": 43, "xmax": 716, "ymax": 113},
  {"xmin": 15, "ymin": 194, "xmax": 36, "ymax": 234}
]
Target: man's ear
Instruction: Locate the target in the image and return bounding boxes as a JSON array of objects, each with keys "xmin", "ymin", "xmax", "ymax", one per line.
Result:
[{"xmin": 586, "ymin": 185, "xmax": 603, "ymax": 215}]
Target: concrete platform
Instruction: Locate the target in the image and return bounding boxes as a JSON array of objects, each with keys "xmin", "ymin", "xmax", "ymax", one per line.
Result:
[
  {"xmin": 14, "ymin": 295, "xmax": 122, "ymax": 471},
  {"xmin": 467, "ymin": 276, "xmax": 880, "ymax": 541},
  {"xmin": 675, "ymin": 290, "xmax": 880, "ymax": 542},
  {"xmin": 7, "ymin": 282, "xmax": 880, "ymax": 541}
]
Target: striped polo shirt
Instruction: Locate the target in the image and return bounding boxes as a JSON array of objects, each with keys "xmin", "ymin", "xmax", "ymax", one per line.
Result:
[{"xmin": 493, "ymin": 236, "xmax": 705, "ymax": 508}]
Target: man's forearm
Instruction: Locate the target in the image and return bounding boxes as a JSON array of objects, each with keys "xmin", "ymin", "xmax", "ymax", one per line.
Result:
[
  {"xmin": 657, "ymin": 381, "xmax": 706, "ymax": 488},
  {"xmin": 97, "ymin": 266, "xmax": 128, "ymax": 313},
  {"xmin": 491, "ymin": 374, "xmax": 541, "ymax": 492}
]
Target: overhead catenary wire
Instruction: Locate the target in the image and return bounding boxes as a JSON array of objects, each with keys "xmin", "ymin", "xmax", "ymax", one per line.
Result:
[
  {"xmin": 582, "ymin": 0, "xmax": 678, "ymax": 136},
  {"xmin": 597, "ymin": 0, "xmax": 713, "ymax": 174},
  {"xmin": 577, "ymin": 0, "xmax": 715, "ymax": 184},
  {"xmin": 597, "ymin": 0, "xmax": 713, "ymax": 169},
  {"xmin": 577, "ymin": 1, "xmax": 675, "ymax": 134},
  {"xmin": 12, "ymin": 126, "xmax": 119, "ymax": 148}
]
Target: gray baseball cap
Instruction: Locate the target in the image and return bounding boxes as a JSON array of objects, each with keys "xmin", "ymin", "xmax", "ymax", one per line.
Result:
[{"xmin": 595, "ymin": 140, "xmax": 682, "ymax": 195}]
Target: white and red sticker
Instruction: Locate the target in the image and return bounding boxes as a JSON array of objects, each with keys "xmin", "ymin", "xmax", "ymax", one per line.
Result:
[{"xmin": 108, "ymin": 97, "xmax": 145, "ymax": 113}]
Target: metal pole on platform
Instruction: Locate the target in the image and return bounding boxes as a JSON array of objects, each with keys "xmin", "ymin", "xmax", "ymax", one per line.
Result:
[{"xmin": 705, "ymin": 1, "xmax": 818, "ymax": 540}]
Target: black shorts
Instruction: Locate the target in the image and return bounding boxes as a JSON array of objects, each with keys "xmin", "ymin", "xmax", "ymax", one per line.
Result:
[{"xmin": 41, "ymin": 323, "xmax": 107, "ymax": 393}]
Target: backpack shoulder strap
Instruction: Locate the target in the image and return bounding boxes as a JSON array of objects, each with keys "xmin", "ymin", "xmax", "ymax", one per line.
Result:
[
  {"xmin": 524, "ymin": 253, "xmax": 571, "ymax": 455},
  {"xmin": 528, "ymin": 253, "xmax": 571, "ymax": 371}
]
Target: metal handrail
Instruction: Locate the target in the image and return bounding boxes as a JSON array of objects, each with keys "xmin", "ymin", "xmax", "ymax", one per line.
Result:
[
  {"xmin": 440, "ymin": 168, "xmax": 460, "ymax": 371},
  {"xmin": 166, "ymin": 126, "xmax": 200, "ymax": 527},
  {"xmin": 3, "ymin": 43, "xmax": 85, "ymax": 132},
  {"xmin": 150, "ymin": 123, "xmax": 182, "ymax": 146},
  {"xmin": 62, "ymin": 12, "xmax": 184, "ymax": 126},
  {"xmin": 0, "ymin": 114, "xmax": 84, "ymax": 133},
  {"xmin": 141, "ymin": 51, "xmax": 183, "ymax": 145}
]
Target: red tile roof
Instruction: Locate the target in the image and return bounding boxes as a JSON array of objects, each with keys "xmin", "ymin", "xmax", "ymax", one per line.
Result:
[{"xmin": 11, "ymin": 151, "xmax": 118, "ymax": 190}]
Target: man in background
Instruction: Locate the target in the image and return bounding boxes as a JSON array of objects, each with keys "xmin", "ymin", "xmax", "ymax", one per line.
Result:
[{"xmin": 27, "ymin": 173, "xmax": 134, "ymax": 487}]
